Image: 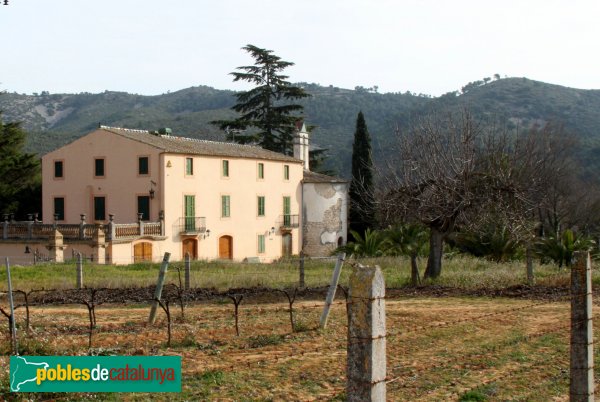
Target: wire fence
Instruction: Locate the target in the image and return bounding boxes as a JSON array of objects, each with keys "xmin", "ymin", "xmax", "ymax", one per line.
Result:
[
  {"xmin": 0, "ymin": 254, "xmax": 593, "ymax": 400},
  {"xmin": 0, "ymin": 283, "xmax": 583, "ymax": 400}
]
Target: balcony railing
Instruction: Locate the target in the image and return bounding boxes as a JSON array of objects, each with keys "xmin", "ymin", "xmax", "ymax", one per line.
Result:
[
  {"xmin": 279, "ymin": 214, "xmax": 299, "ymax": 229},
  {"xmin": 1, "ymin": 214, "xmax": 165, "ymax": 241},
  {"xmin": 176, "ymin": 217, "xmax": 207, "ymax": 234}
]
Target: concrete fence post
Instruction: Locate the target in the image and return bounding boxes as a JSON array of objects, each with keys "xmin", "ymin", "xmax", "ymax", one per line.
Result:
[
  {"xmin": 149, "ymin": 252, "xmax": 171, "ymax": 324},
  {"xmin": 320, "ymin": 253, "xmax": 345, "ymax": 329},
  {"xmin": 76, "ymin": 253, "xmax": 83, "ymax": 289},
  {"xmin": 184, "ymin": 252, "xmax": 191, "ymax": 290},
  {"xmin": 570, "ymin": 251, "xmax": 594, "ymax": 401},
  {"xmin": 5, "ymin": 257, "xmax": 18, "ymax": 355},
  {"xmin": 347, "ymin": 264, "xmax": 386, "ymax": 402}
]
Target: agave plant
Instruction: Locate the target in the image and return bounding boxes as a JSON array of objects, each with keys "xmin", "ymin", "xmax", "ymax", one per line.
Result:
[{"xmin": 335, "ymin": 228, "xmax": 389, "ymax": 258}]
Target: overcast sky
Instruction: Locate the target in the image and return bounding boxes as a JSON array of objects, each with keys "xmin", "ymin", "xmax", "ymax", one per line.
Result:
[{"xmin": 1, "ymin": 0, "xmax": 599, "ymax": 96}]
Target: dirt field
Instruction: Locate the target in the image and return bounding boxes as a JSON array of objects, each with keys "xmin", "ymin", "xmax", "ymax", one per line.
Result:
[{"xmin": 0, "ymin": 291, "xmax": 595, "ymax": 401}]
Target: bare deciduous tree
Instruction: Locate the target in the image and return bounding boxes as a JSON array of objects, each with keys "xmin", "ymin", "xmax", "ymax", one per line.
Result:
[{"xmin": 379, "ymin": 109, "xmax": 576, "ymax": 279}]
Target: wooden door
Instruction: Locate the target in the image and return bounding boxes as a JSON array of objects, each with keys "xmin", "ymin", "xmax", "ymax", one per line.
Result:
[
  {"xmin": 134, "ymin": 242, "xmax": 152, "ymax": 262},
  {"xmin": 182, "ymin": 238, "xmax": 197, "ymax": 259},
  {"xmin": 282, "ymin": 233, "xmax": 292, "ymax": 257},
  {"xmin": 219, "ymin": 235, "xmax": 233, "ymax": 259}
]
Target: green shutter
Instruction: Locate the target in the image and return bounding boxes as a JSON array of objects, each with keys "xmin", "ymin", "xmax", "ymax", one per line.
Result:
[
  {"xmin": 284, "ymin": 165, "xmax": 289, "ymax": 180},
  {"xmin": 283, "ymin": 196, "xmax": 291, "ymax": 226},
  {"xmin": 222, "ymin": 195, "xmax": 230, "ymax": 217},
  {"xmin": 222, "ymin": 160, "xmax": 229, "ymax": 177},
  {"xmin": 185, "ymin": 195, "xmax": 195, "ymax": 230},
  {"xmin": 186, "ymin": 158, "xmax": 193, "ymax": 175},
  {"xmin": 258, "ymin": 196, "xmax": 265, "ymax": 216},
  {"xmin": 258, "ymin": 163, "xmax": 264, "ymax": 179},
  {"xmin": 258, "ymin": 234, "xmax": 265, "ymax": 253}
]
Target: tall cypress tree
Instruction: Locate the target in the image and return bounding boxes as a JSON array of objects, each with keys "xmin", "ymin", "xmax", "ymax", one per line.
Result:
[{"xmin": 349, "ymin": 111, "xmax": 375, "ymax": 237}]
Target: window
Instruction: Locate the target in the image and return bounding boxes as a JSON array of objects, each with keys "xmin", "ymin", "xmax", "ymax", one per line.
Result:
[
  {"xmin": 138, "ymin": 157, "xmax": 149, "ymax": 175},
  {"xmin": 257, "ymin": 196, "xmax": 265, "ymax": 216},
  {"xmin": 222, "ymin": 160, "xmax": 229, "ymax": 177},
  {"xmin": 283, "ymin": 196, "xmax": 291, "ymax": 226},
  {"xmin": 54, "ymin": 161, "xmax": 63, "ymax": 178},
  {"xmin": 258, "ymin": 234, "xmax": 265, "ymax": 254},
  {"xmin": 137, "ymin": 196, "xmax": 150, "ymax": 221},
  {"xmin": 94, "ymin": 158, "xmax": 105, "ymax": 177},
  {"xmin": 221, "ymin": 195, "xmax": 230, "ymax": 217},
  {"xmin": 94, "ymin": 196, "xmax": 106, "ymax": 221},
  {"xmin": 258, "ymin": 163, "xmax": 264, "ymax": 179},
  {"xmin": 186, "ymin": 158, "xmax": 193, "ymax": 175},
  {"xmin": 53, "ymin": 197, "xmax": 64, "ymax": 221},
  {"xmin": 184, "ymin": 195, "xmax": 195, "ymax": 231},
  {"xmin": 284, "ymin": 165, "xmax": 290, "ymax": 180}
]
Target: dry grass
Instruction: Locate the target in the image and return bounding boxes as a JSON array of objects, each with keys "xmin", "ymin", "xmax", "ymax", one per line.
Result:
[
  {"xmin": 0, "ymin": 255, "xmax": 577, "ymax": 292},
  {"xmin": 0, "ymin": 294, "xmax": 593, "ymax": 401}
]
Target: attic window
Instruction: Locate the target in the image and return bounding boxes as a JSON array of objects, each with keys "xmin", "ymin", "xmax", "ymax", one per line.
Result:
[
  {"xmin": 138, "ymin": 157, "xmax": 149, "ymax": 175},
  {"xmin": 222, "ymin": 160, "xmax": 229, "ymax": 177},
  {"xmin": 54, "ymin": 161, "xmax": 64, "ymax": 178},
  {"xmin": 94, "ymin": 158, "xmax": 105, "ymax": 177}
]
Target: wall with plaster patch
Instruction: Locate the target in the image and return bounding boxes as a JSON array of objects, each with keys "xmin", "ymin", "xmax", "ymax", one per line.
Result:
[{"xmin": 302, "ymin": 182, "xmax": 348, "ymax": 256}]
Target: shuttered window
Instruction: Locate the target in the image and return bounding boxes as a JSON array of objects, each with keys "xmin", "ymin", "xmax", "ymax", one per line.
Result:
[
  {"xmin": 221, "ymin": 195, "xmax": 230, "ymax": 217},
  {"xmin": 257, "ymin": 196, "xmax": 265, "ymax": 216}
]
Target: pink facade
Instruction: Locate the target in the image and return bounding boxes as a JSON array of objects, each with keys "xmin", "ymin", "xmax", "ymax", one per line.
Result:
[{"xmin": 40, "ymin": 127, "xmax": 304, "ymax": 264}]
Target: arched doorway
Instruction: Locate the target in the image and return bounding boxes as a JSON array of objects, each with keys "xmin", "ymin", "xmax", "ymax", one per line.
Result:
[
  {"xmin": 219, "ymin": 235, "xmax": 233, "ymax": 259},
  {"xmin": 133, "ymin": 242, "xmax": 153, "ymax": 263},
  {"xmin": 182, "ymin": 238, "xmax": 198, "ymax": 260},
  {"xmin": 282, "ymin": 233, "xmax": 292, "ymax": 257}
]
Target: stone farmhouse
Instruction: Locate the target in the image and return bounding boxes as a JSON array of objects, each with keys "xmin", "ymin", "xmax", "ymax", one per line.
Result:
[{"xmin": 0, "ymin": 124, "xmax": 348, "ymax": 264}]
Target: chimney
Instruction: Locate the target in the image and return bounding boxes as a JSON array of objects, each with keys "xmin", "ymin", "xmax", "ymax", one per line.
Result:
[{"xmin": 293, "ymin": 122, "xmax": 310, "ymax": 170}]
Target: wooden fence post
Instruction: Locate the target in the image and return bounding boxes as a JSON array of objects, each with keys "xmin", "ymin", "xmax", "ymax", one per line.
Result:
[
  {"xmin": 76, "ymin": 253, "xmax": 83, "ymax": 289},
  {"xmin": 184, "ymin": 252, "xmax": 191, "ymax": 290},
  {"xmin": 5, "ymin": 257, "xmax": 18, "ymax": 355},
  {"xmin": 570, "ymin": 251, "xmax": 594, "ymax": 401},
  {"xmin": 347, "ymin": 264, "xmax": 386, "ymax": 401},
  {"xmin": 149, "ymin": 252, "xmax": 171, "ymax": 324},
  {"xmin": 320, "ymin": 253, "xmax": 345, "ymax": 329}
]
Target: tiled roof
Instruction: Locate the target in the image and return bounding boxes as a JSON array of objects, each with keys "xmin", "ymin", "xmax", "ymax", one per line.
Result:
[
  {"xmin": 302, "ymin": 170, "xmax": 349, "ymax": 183},
  {"xmin": 100, "ymin": 126, "xmax": 303, "ymax": 163}
]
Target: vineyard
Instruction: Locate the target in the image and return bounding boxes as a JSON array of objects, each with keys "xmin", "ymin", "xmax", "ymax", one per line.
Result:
[{"xmin": 0, "ymin": 256, "xmax": 597, "ymax": 400}]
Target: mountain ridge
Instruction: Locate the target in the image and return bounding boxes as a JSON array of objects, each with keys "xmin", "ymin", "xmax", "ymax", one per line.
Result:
[{"xmin": 2, "ymin": 77, "xmax": 599, "ymax": 176}]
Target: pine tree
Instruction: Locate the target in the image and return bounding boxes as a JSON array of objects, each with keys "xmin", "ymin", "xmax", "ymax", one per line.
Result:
[
  {"xmin": 349, "ymin": 111, "xmax": 375, "ymax": 237},
  {"xmin": 212, "ymin": 44, "xmax": 311, "ymax": 154},
  {"xmin": 0, "ymin": 112, "xmax": 41, "ymax": 217}
]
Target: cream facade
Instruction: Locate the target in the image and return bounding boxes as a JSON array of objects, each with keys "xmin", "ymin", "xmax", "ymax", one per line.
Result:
[{"xmin": 40, "ymin": 127, "xmax": 303, "ymax": 264}]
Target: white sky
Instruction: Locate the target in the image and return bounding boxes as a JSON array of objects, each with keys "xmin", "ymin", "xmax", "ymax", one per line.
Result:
[{"xmin": 1, "ymin": 0, "xmax": 599, "ymax": 96}]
